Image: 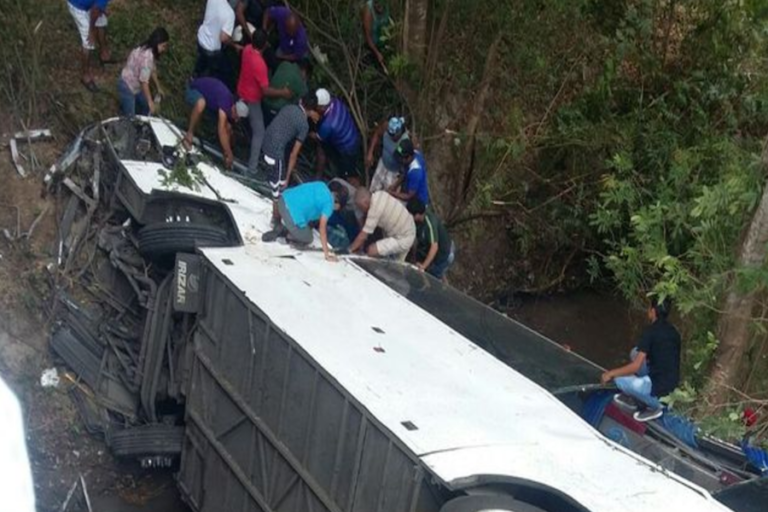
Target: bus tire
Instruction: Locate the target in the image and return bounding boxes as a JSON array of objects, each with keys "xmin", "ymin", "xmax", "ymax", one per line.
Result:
[
  {"xmin": 109, "ymin": 424, "xmax": 184, "ymax": 458},
  {"xmin": 137, "ymin": 222, "xmax": 229, "ymax": 261},
  {"xmin": 440, "ymin": 495, "xmax": 547, "ymax": 512}
]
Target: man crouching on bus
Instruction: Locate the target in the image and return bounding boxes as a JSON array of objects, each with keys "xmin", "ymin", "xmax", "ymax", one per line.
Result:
[
  {"xmin": 262, "ymin": 181, "xmax": 344, "ymax": 262},
  {"xmin": 600, "ymin": 298, "xmax": 681, "ymax": 423}
]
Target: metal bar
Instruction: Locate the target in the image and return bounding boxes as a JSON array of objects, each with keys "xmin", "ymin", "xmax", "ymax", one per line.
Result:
[
  {"xmin": 59, "ymin": 478, "xmax": 79, "ymax": 512},
  {"xmin": 194, "ymin": 351, "xmax": 342, "ymax": 512},
  {"xmin": 269, "ymin": 339, "xmax": 294, "ymax": 501},
  {"xmin": 79, "ymin": 474, "xmax": 93, "ymax": 512},
  {"xmin": 188, "ymin": 409, "xmax": 276, "ymax": 512},
  {"xmin": 345, "ymin": 416, "xmax": 370, "ymax": 512},
  {"xmin": 275, "ymin": 342, "xmax": 293, "ymax": 438},
  {"xmin": 14, "ymin": 129, "xmax": 52, "ymax": 140},
  {"xmin": 375, "ymin": 441, "xmax": 394, "ymax": 512},
  {"xmin": 329, "ymin": 400, "xmax": 350, "ymax": 497},
  {"xmin": 271, "ymin": 473, "xmax": 300, "ymax": 510},
  {"xmin": 301, "ymin": 369, "xmax": 321, "ymax": 465},
  {"xmin": 407, "ymin": 469, "xmax": 424, "ymax": 512},
  {"xmin": 92, "ymin": 142, "xmax": 101, "ymax": 204},
  {"xmin": 215, "ymin": 413, "xmax": 248, "ymax": 441},
  {"xmin": 62, "ymin": 177, "xmax": 96, "ymax": 209},
  {"xmin": 246, "ymin": 309, "xmax": 256, "ymax": 396},
  {"xmin": 10, "ymin": 139, "xmax": 26, "ymax": 177},
  {"xmin": 257, "ymin": 430, "xmax": 270, "ymax": 501},
  {"xmin": 254, "ymin": 315, "xmax": 271, "ymax": 410}
]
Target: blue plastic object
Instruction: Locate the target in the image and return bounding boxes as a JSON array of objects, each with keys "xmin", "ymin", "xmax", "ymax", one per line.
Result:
[
  {"xmin": 741, "ymin": 440, "xmax": 768, "ymax": 475},
  {"xmin": 581, "ymin": 390, "xmax": 614, "ymax": 427},
  {"xmin": 657, "ymin": 412, "xmax": 699, "ymax": 449}
]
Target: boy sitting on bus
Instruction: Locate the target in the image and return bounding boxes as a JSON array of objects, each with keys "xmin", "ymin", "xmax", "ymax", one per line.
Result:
[{"xmin": 600, "ymin": 298, "xmax": 681, "ymax": 422}]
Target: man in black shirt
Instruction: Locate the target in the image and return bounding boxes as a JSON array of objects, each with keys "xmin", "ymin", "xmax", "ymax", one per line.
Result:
[{"xmin": 601, "ymin": 298, "xmax": 681, "ymax": 422}]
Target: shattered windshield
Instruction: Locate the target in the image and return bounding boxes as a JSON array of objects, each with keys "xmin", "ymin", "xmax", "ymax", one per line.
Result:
[{"xmin": 356, "ymin": 259, "xmax": 603, "ymax": 393}]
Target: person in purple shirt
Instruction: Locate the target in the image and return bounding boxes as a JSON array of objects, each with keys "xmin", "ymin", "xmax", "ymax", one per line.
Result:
[
  {"xmin": 263, "ymin": 6, "xmax": 308, "ymax": 64},
  {"xmin": 67, "ymin": 0, "xmax": 114, "ymax": 92},
  {"xmin": 183, "ymin": 77, "xmax": 250, "ymax": 169},
  {"xmin": 312, "ymin": 88, "xmax": 362, "ymax": 185}
]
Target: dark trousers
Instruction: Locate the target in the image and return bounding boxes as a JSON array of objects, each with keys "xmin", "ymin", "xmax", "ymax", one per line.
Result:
[{"xmin": 194, "ymin": 43, "xmax": 226, "ymax": 80}]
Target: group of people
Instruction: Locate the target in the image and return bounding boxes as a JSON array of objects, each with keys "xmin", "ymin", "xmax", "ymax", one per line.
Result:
[
  {"xmin": 67, "ymin": 0, "xmax": 452, "ymax": 279},
  {"xmin": 67, "ymin": 0, "xmax": 685, "ymax": 423}
]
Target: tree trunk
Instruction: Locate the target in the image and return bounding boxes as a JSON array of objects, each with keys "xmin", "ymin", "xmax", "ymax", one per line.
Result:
[
  {"xmin": 447, "ymin": 32, "xmax": 504, "ymax": 222},
  {"xmin": 703, "ymin": 140, "xmax": 768, "ymax": 409},
  {"xmin": 404, "ymin": 0, "xmax": 429, "ymax": 66}
]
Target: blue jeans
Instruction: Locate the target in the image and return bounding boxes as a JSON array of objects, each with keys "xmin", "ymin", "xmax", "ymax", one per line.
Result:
[
  {"xmin": 117, "ymin": 78, "xmax": 149, "ymax": 116},
  {"xmin": 185, "ymin": 85, "xmax": 204, "ymax": 107},
  {"xmin": 615, "ymin": 347, "xmax": 660, "ymax": 409}
]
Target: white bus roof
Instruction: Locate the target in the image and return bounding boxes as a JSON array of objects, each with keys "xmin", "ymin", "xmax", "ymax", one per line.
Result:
[{"xmin": 121, "ymin": 117, "xmax": 732, "ymax": 512}]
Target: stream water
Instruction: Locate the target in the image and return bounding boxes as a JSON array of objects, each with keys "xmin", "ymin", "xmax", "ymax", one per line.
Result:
[{"xmin": 509, "ymin": 290, "xmax": 644, "ymax": 369}]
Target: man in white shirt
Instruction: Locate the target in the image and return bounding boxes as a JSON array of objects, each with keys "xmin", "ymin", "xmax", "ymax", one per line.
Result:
[
  {"xmin": 348, "ymin": 188, "xmax": 415, "ymax": 261},
  {"xmin": 195, "ymin": 0, "xmax": 237, "ymax": 80}
]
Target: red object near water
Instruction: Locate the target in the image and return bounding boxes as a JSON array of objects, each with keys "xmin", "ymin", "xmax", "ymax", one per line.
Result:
[{"xmin": 743, "ymin": 407, "xmax": 758, "ymax": 427}]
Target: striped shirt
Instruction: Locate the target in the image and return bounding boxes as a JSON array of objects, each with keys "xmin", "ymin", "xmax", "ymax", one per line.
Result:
[{"xmin": 363, "ymin": 192, "xmax": 415, "ymax": 239}]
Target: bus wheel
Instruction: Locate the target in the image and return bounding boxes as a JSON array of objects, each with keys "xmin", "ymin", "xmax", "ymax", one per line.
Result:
[{"xmin": 440, "ymin": 495, "xmax": 547, "ymax": 512}]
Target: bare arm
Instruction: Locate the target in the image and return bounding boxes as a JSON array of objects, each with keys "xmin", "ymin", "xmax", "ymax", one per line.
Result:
[
  {"xmin": 277, "ymin": 52, "xmax": 299, "ymax": 62},
  {"xmin": 217, "ymin": 111, "xmax": 234, "ymax": 167},
  {"xmin": 151, "ymin": 70, "xmax": 164, "ymax": 96},
  {"xmin": 366, "ymin": 120, "xmax": 387, "ymax": 167},
  {"xmin": 235, "ymin": 1, "xmax": 250, "ymax": 36},
  {"xmin": 390, "ymin": 188, "xmax": 416, "ymax": 201},
  {"xmin": 286, "ymin": 140, "xmax": 303, "ymax": 185},
  {"xmin": 601, "ymin": 352, "xmax": 646, "ymax": 384},
  {"xmin": 419, "ymin": 242, "xmax": 439, "ymax": 271},
  {"xmin": 318, "ymin": 216, "xmax": 337, "ymax": 261},
  {"xmin": 348, "ymin": 230, "xmax": 369, "ymax": 254},
  {"xmin": 221, "ymin": 31, "xmax": 242, "ymax": 51},
  {"xmin": 141, "ymin": 81, "xmax": 155, "ymax": 114},
  {"xmin": 88, "ymin": 6, "xmax": 103, "ymax": 43},
  {"xmin": 184, "ymin": 98, "xmax": 206, "ymax": 148},
  {"xmin": 262, "ymin": 85, "xmax": 292, "ymax": 99},
  {"xmin": 362, "ymin": 7, "xmax": 382, "ymax": 63},
  {"xmin": 262, "ymin": 8, "xmax": 271, "ymax": 31}
]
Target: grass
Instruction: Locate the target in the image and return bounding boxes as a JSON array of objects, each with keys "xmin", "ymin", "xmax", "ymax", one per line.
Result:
[{"xmin": 0, "ymin": 0, "xmax": 205, "ymax": 135}]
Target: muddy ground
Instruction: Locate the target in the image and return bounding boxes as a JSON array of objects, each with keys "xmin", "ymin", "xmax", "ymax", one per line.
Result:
[{"xmin": 0, "ymin": 127, "xmax": 185, "ymax": 511}]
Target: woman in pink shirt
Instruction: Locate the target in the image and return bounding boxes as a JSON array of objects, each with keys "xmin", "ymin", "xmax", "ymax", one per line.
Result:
[{"xmin": 117, "ymin": 27, "xmax": 170, "ymax": 116}]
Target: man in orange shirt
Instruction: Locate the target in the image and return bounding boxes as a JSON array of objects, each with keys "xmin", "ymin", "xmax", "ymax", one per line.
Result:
[{"xmin": 237, "ymin": 29, "xmax": 291, "ymax": 175}]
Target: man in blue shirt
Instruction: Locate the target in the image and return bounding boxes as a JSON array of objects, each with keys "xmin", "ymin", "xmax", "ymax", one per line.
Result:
[
  {"xmin": 313, "ymin": 89, "xmax": 362, "ymax": 185},
  {"xmin": 262, "ymin": 182, "xmax": 343, "ymax": 262},
  {"xmin": 67, "ymin": 0, "xmax": 113, "ymax": 92},
  {"xmin": 391, "ymin": 138, "xmax": 429, "ymax": 206}
]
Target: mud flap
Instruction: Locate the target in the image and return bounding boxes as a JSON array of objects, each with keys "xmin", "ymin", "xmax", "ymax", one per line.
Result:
[{"xmin": 174, "ymin": 253, "xmax": 201, "ymax": 313}]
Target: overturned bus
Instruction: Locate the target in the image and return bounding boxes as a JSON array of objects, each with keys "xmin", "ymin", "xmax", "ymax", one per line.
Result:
[{"xmin": 47, "ymin": 116, "xmax": 765, "ymax": 512}]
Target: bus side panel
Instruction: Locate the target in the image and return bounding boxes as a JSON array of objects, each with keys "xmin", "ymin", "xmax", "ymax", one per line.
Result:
[{"xmin": 178, "ymin": 264, "xmax": 442, "ymax": 512}]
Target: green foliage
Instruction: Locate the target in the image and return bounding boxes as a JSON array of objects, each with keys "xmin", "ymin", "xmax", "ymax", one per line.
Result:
[
  {"xmin": 546, "ymin": 1, "xmax": 768, "ymax": 421},
  {"xmin": 158, "ymin": 155, "xmax": 204, "ymax": 191},
  {"xmin": 663, "ymin": 384, "xmax": 749, "ymax": 442}
]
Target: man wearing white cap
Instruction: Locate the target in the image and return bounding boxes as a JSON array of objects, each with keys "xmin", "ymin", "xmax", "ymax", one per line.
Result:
[
  {"xmin": 183, "ymin": 77, "xmax": 249, "ymax": 169},
  {"xmin": 313, "ymin": 88, "xmax": 362, "ymax": 184},
  {"xmin": 366, "ymin": 116, "xmax": 410, "ymax": 192}
]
